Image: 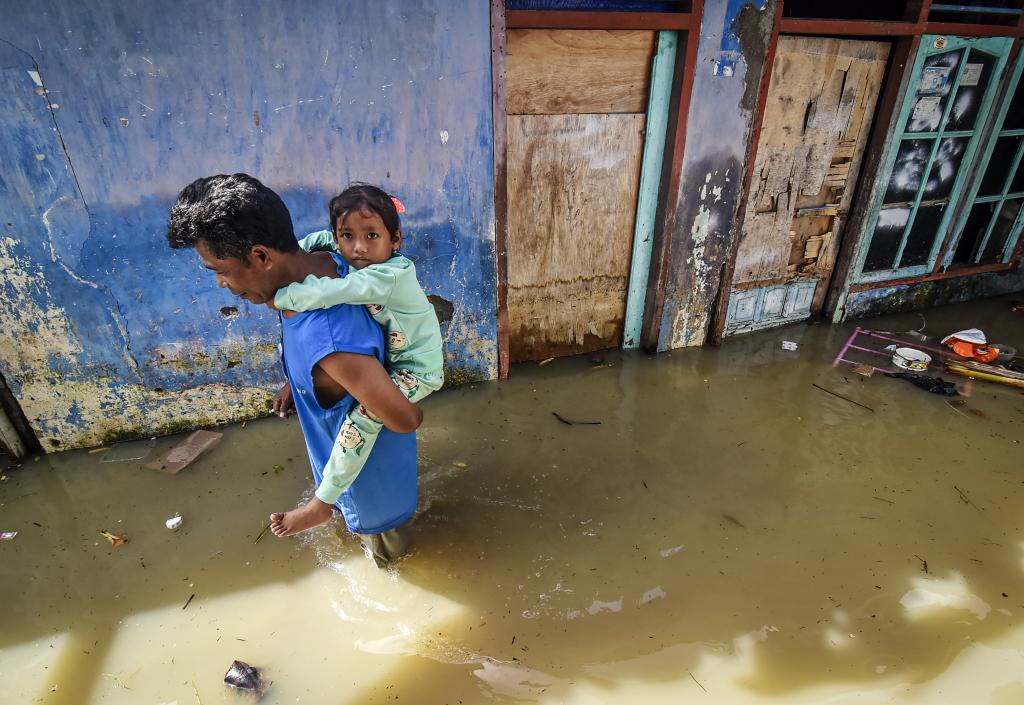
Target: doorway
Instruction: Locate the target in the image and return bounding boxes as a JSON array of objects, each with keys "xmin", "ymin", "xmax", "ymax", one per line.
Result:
[
  {"xmin": 723, "ymin": 35, "xmax": 890, "ymax": 336},
  {"xmin": 504, "ymin": 29, "xmax": 653, "ymax": 361}
]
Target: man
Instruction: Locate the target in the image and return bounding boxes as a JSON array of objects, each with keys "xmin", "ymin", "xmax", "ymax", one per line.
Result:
[{"xmin": 166, "ymin": 173, "xmax": 419, "ymax": 565}]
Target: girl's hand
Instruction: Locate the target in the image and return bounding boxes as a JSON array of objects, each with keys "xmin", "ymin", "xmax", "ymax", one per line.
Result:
[{"xmin": 272, "ymin": 383, "xmax": 296, "ymax": 418}]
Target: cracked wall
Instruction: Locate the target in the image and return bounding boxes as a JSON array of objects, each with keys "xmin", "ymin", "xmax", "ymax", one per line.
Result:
[{"xmin": 0, "ymin": 1, "xmax": 497, "ymax": 452}]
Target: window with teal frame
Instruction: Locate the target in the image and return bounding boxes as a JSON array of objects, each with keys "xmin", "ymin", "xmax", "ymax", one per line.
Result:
[
  {"xmin": 944, "ymin": 49, "xmax": 1024, "ymax": 268},
  {"xmin": 854, "ymin": 35, "xmax": 1013, "ymax": 283}
]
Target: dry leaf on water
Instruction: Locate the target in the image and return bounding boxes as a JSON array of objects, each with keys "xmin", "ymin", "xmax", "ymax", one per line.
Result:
[{"xmin": 99, "ymin": 530, "xmax": 128, "ymax": 547}]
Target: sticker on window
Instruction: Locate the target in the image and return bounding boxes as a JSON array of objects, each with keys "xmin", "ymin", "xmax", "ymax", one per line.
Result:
[
  {"xmin": 912, "ymin": 96, "xmax": 943, "ymax": 125},
  {"xmin": 960, "ymin": 63, "xmax": 983, "ymax": 87},
  {"xmin": 919, "ymin": 66, "xmax": 953, "ymax": 96}
]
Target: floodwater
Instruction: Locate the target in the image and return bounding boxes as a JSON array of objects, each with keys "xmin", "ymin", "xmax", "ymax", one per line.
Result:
[{"xmin": 2, "ymin": 295, "xmax": 1023, "ymax": 705}]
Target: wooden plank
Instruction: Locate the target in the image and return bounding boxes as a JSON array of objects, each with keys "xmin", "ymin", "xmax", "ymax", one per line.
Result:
[
  {"xmin": 779, "ymin": 19, "xmax": 919, "ymax": 37},
  {"xmin": 506, "ymin": 29, "xmax": 655, "ymax": 115},
  {"xmin": 506, "ymin": 113, "xmax": 644, "ymax": 361},
  {"xmin": 731, "ymin": 37, "xmax": 889, "ymax": 285},
  {"xmin": 924, "ymin": 22, "xmax": 1023, "ymax": 38},
  {"xmin": 506, "ymin": 10, "xmax": 691, "ymax": 31},
  {"xmin": 490, "ymin": 0, "xmax": 510, "ymax": 380}
]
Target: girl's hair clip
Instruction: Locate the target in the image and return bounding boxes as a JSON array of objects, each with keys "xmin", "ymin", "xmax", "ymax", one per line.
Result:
[{"xmin": 390, "ymin": 196, "xmax": 406, "ymax": 214}]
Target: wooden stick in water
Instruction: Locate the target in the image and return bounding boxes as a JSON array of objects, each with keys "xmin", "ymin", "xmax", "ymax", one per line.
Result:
[{"xmin": 254, "ymin": 523, "xmax": 272, "ymax": 544}]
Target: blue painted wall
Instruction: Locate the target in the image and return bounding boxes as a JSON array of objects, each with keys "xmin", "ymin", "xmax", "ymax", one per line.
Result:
[{"xmin": 0, "ymin": 1, "xmax": 496, "ymax": 451}]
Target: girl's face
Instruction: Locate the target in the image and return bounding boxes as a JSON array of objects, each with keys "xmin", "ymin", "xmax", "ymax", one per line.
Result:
[{"xmin": 334, "ymin": 208, "xmax": 401, "ymax": 269}]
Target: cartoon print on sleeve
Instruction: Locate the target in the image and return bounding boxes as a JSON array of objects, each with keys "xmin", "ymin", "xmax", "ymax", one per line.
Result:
[
  {"xmin": 356, "ymin": 404, "xmax": 381, "ymax": 424},
  {"xmin": 388, "ymin": 331, "xmax": 407, "ymax": 352},
  {"xmin": 337, "ymin": 421, "xmax": 366, "ymax": 456},
  {"xmin": 393, "ymin": 369, "xmax": 420, "ymax": 399}
]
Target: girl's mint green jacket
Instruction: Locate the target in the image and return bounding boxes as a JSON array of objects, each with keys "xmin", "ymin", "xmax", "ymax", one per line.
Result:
[{"xmin": 274, "ymin": 230, "xmax": 443, "ymax": 379}]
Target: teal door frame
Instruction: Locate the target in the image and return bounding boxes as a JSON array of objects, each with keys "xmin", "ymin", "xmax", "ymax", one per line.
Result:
[
  {"xmin": 942, "ymin": 49, "xmax": 1024, "ymax": 267},
  {"xmin": 851, "ymin": 34, "xmax": 1013, "ymax": 284}
]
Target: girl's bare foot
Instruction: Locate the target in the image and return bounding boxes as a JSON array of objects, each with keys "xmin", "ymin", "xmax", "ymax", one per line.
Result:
[{"xmin": 270, "ymin": 499, "xmax": 334, "ymax": 537}]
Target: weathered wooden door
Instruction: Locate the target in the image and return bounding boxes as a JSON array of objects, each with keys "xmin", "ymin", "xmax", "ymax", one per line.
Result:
[
  {"xmin": 724, "ymin": 37, "xmax": 889, "ymax": 336},
  {"xmin": 506, "ymin": 29, "xmax": 652, "ymax": 361}
]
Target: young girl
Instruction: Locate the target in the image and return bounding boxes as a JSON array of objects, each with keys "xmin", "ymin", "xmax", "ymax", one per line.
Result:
[{"xmin": 274, "ymin": 183, "xmax": 444, "ymax": 517}]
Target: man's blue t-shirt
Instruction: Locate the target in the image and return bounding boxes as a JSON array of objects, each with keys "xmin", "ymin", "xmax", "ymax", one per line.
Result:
[{"xmin": 280, "ymin": 254, "xmax": 417, "ymax": 534}]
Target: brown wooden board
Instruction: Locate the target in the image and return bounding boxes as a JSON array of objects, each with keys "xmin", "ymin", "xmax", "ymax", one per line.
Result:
[
  {"xmin": 506, "ymin": 113, "xmax": 644, "ymax": 361},
  {"xmin": 732, "ymin": 37, "xmax": 889, "ymax": 290},
  {"xmin": 506, "ymin": 29, "xmax": 655, "ymax": 115}
]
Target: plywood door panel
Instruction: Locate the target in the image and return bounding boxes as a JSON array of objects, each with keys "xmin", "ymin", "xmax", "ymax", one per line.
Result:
[
  {"xmin": 733, "ymin": 37, "xmax": 889, "ymax": 290},
  {"xmin": 507, "ymin": 29, "xmax": 655, "ymax": 115},
  {"xmin": 506, "ymin": 113, "xmax": 644, "ymax": 361}
]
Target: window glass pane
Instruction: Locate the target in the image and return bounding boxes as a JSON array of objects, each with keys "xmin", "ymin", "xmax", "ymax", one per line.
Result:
[
  {"xmin": 899, "ymin": 204, "xmax": 945, "ymax": 268},
  {"xmin": 980, "ymin": 199, "xmax": 1022, "ymax": 263},
  {"xmin": 1010, "ymin": 154, "xmax": 1024, "ymax": 194},
  {"xmin": 906, "ymin": 50, "xmax": 962, "ymax": 133},
  {"xmin": 943, "ymin": 50, "xmax": 997, "ymax": 131},
  {"xmin": 923, "ymin": 137, "xmax": 968, "ymax": 200},
  {"xmin": 883, "ymin": 139, "xmax": 932, "ymax": 203},
  {"xmin": 952, "ymin": 201, "xmax": 996, "ymax": 264},
  {"xmin": 978, "ymin": 136, "xmax": 1022, "ymax": 196},
  {"xmin": 864, "ymin": 207, "xmax": 909, "ymax": 272},
  {"xmin": 1003, "ymin": 73, "xmax": 1024, "ymax": 131}
]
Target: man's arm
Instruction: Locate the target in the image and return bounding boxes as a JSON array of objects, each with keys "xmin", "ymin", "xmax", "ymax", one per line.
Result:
[{"xmin": 316, "ymin": 352, "xmax": 422, "ymax": 433}]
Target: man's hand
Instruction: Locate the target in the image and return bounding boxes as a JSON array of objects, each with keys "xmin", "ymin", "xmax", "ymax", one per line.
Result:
[
  {"xmin": 266, "ymin": 300, "xmax": 297, "ymax": 318},
  {"xmin": 272, "ymin": 382, "xmax": 296, "ymax": 418}
]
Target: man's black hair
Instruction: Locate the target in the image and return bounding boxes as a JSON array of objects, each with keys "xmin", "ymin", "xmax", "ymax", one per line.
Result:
[
  {"xmin": 328, "ymin": 182, "xmax": 401, "ymax": 238},
  {"xmin": 166, "ymin": 173, "xmax": 299, "ymax": 260}
]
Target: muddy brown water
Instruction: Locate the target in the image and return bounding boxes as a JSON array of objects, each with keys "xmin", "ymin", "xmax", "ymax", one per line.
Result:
[{"xmin": 2, "ymin": 296, "xmax": 1023, "ymax": 704}]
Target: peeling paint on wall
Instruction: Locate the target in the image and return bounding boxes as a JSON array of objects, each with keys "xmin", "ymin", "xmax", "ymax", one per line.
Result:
[
  {"xmin": 655, "ymin": 0, "xmax": 776, "ymax": 352},
  {"xmin": 0, "ymin": 1, "xmax": 497, "ymax": 451}
]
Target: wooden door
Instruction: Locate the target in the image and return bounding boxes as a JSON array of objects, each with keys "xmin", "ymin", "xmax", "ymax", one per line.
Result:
[
  {"xmin": 505, "ymin": 29, "xmax": 652, "ymax": 361},
  {"xmin": 724, "ymin": 37, "xmax": 889, "ymax": 336}
]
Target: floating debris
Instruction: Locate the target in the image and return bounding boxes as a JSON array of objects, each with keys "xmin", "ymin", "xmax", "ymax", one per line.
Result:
[
  {"xmin": 101, "ymin": 439, "xmax": 155, "ymax": 463},
  {"xmin": 885, "ymin": 371, "xmax": 958, "ymax": 396},
  {"xmin": 146, "ymin": 430, "xmax": 223, "ymax": 474},
  {"xmin": 781, "ymin": 340, "xmax": 799, "ymax": 351},
  {"xmin": 99, "ymin": 530, "xmax": 128, "ymax": 547},
  {"xmin": 1, "ymin": 531, "xmax": 17, "ymax": 541},
  {"xmin": 165, "ymin": 515, "xmax": 183, "ymax": 531},
  {"xmin": 223, "ymin": 660, "xmax": 266, "ymax": 695},
  {"xmin": 551, "ymin": 412, "xmax": 601, "ymax": 426},
  {"xmin": 538, "ymin": 357, "xmax": 555, "ymax": 366},
  {"xmin": 253, "ymin": 523, "xmax": 272, "ymax": 545},
  {"xmin": 811, "ymin": 383, "xmax": 875, "ymax": 412}
]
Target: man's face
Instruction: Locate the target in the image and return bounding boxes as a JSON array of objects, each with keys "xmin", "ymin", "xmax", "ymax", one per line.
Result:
[{"xmin": 196, "ymin": 241, "xmax": 278, "ymax": 304}]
